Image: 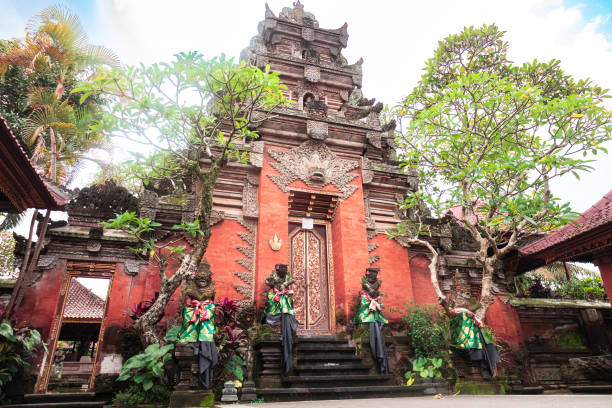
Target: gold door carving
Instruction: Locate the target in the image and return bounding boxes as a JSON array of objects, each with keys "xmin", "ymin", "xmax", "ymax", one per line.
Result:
[{"xmin": 289, "ymin": 223, "xmax": 330, "ymax": 333}]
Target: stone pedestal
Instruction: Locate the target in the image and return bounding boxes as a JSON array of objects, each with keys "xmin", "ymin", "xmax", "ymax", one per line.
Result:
[
  {"xmin": 169, "ymin": 390, "xmax": 214, "ymax": 407},
  {"xmin": 174, "ymin": 343, "xmax": 198, "ymax": 391},
  {"xmin": 240, "ymin": 380, "xmax": 257, "ymax": 402},
  {"xmin": 221, "ymin": 381, "xmax": 238, "ymax": 402}
]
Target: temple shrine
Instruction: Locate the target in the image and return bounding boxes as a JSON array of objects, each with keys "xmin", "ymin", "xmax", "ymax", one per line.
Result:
[{"xmin": 3, "ymin": 2, "xmax": 612, "ymax": 402}]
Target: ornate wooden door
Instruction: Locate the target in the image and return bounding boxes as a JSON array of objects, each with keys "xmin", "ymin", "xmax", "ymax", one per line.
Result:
[{"xmin": 289, "ymin": 223, "xmax": 331, "ymax": 333}]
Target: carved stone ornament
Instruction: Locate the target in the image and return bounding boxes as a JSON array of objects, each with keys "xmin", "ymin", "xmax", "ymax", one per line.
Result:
[
  {"xmin": 302, "ymin": 27, "xmax": 315, "ymax": 41},
  {"xmin": 304, "ymin": 65, "xmax": 320, "ymax": 83},
  {"xmin": 267, "ymin": 140, "xmax": 359, "ymax": 200},
  {"xmin": 269, "ymin": 234, "xmax": 282, "ymax": 251},
  {"xmin": 306, "ymin": 120, "xmax": 328, "ymax": 140},
  {"xmin": 242, "ymin": 175, "xmax": 259, "ymax": 219},
  {"xmin": 366, "ymin": 131, "xmax": 382, "ymax": 149},
  {"xmin": 361, "ymin": 157, "xmax": 374, "ymax": 185},
  {"xmin": 87, "ymin": 241, "xmax": 102, "ymax": 253},
  {"xmin": 124, "ymin": 261, "xmax": 141, "ymax": 276}
]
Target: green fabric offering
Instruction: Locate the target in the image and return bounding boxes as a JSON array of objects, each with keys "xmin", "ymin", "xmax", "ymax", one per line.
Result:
[
  {"xmin": 353, "ymin": 293, "xmax": 388, "ymax": 324},
  {"xmin": 264, "ymin": 289, "xmax": 294, "ymax": 315},
  {"xmin": 177, "ymin": 300, "xmax": 216, "ymax": 343},
  {"xmin": 450, "ymin": 311, "xmax": 493, "ymax": 350}
]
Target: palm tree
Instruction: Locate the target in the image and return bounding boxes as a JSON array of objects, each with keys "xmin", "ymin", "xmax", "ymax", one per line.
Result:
[{"xmin": 0, "ymin": 5, "xmax": 119, "ymax": 183}]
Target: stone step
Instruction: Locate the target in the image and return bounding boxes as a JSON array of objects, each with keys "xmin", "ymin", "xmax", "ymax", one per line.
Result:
[
  {"xmin": 294, "ymin": 363, "xmax": 372, "ymax": 376},
  {"xmin": 296, "ymin": 344, "xmax": 356, "ymax": 354},
  {"xmin": 24, "ymin": 393, "xmax": 98, "ymax": 403},
  {"xmin": 297, "ymin": 335, "xmax": 347, "ymax": 343},
  {"xmin": 3, "ymin": 402, "xmax": 105, "ymax": 408},
  {"xmin": 297, "ymin": 353, "xmax": 362, "ymax": 362},
  {"xmin": 282, "ymin": 374, "xmax": 394, "ymax": 387},
  {"xmin": 257, "ymin": 384, "xmax": 446, "ymax": 401}
]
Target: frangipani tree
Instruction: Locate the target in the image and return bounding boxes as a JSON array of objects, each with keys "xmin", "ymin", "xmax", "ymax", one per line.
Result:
[
  {"xmin": 78, "ymin": 52, "xmax": 287, "ymax": 345},
  {"xmin": 394, "ymin": 24, "xmax": 612, "ymax": 320}
]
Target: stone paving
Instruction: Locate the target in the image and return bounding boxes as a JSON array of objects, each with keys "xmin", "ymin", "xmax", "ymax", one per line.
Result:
[{"xmin": 231, "ymin": 394, "xmax": 612, "ymax": 408}]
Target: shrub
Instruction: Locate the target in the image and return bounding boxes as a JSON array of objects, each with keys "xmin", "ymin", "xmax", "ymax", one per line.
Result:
[
  {"xmin": 112, "ymin": 383, "xmax": 171, "ymax": 407},
  {"xmin": 403, "ymin": 304, "xmax": 447, "ymax": 358},
  {"xmin": 0, "ymin": 318, "xmax": 46, "ymax": 402},
  {"xmin": 555, "ymin": 277, "xmax": 607, "ymax": 301},
  {"xmin": 117, "ymin": 343, "xmax": 173, "ymax": 391}
]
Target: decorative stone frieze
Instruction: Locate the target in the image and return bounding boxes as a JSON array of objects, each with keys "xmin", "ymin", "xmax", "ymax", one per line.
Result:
[
  {"xmin": 302, "ymin": 27, "xmax": 315, "ymax": 41},
  {"xmin": 366, "ymin": 131, "xmax": 382, "ymax": 149},
  {"xmin": 234, "ymin": 218, "xmax": 257, "ymax": 307},
  {"xmin": 242, "ymin": 175, "xmax": 259, "ymax": 219},
  {"xmin": 267, "ymin": 140, "xmax": 359, "ymax": 200}
]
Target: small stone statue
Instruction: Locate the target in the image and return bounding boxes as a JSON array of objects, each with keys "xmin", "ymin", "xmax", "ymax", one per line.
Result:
[
  {"xmin": 361, "ymin": 267, "xmax": 382, "ymax": 299},
  {"xmin": 176, "ymin": 259, "xmax": 218, "ymax": 389},
  {"xmin": 353, "ymin": 267, "xmax": 389, "ymax": 374},
  {"xmin": 263, "ymin": 264, "xmax": 298, "ymax": 376}
]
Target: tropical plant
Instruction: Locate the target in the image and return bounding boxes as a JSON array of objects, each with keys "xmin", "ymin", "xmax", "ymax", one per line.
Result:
[
  {"xmin": 393, "ymin": 24, "xmax": 612, "ymax": 321},
  {"xmin": 404, "ymin": 356, "xmax": 444, "ymax": 384},
  {"xmin": 0, "ymin": 5, "xmax": 119, "ymax": 183},
  {"xmin": 0, "ymin": 318, "xmax": 46, "ymax": 401},
  {"xmin": 116, "ymin": 343, "xmax": 174, "ymax": 391},
  {"xmin": 403, "ymin": 303, "xmax": 447, "ymax": 358},
  {"xmin": 85, "ymin": 52, "xmax": 287, "ymax": 346},
  {"xmin": 112, "ymin": 383, "xmax": 171, "ymax": 407}
]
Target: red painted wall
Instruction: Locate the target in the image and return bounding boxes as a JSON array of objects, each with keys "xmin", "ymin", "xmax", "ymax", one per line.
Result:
[
  {"xmin": 409, "ymin": 255, "xmax": 439, "ymax": 306},
  {"xmin": 485, "ymin": 295, "xmax": 524, "ymax": 349},
  {"xmin": 369, "ymin": 234, "xmax": 414, "ymax": 320},
  {"xmin": 598, "ymin": 261, "xmax": 612, "ymax": 306}
]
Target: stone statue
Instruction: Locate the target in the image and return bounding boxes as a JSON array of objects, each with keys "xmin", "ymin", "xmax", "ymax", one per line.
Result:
[
  {"xmin": 353, "ymin": 267, "xmax": 389, "ymax": 374},
  {"xmin": 176, "ymin": 259, "xmax": 218, "ymax": 389},
  {"xmin": 361, "ymin": 267, "xmax": 382, "ymax": 299},
  {"xmin": 263, "ymin": 264, "xmax": 298, "ymax": 376}
]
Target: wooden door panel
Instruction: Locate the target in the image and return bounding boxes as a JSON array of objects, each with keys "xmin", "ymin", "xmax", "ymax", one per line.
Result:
[{"xmin": 289, "ymin": 223, "xmax": 329, "ymax": 333}]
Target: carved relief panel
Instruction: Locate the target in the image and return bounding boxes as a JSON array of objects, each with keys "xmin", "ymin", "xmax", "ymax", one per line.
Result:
[{"xmin": 289, "ymin": 223, "xmax": 330, "ymax": 333}]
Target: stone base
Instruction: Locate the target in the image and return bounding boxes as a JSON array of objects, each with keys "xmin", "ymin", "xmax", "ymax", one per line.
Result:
[{"xmin": 169, "ymin": 390, "xmax": 215, "ymax": 407}]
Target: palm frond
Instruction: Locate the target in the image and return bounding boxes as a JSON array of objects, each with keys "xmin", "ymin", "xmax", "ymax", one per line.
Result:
[{"xmin": 0, "ymin": 212, "xmax": 26, "ymax": 230}]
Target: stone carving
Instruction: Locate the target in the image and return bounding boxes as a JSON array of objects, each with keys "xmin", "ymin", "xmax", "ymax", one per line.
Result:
[
  {"xmin": 361, "ymin": 267, "xmax": 382, "ymax": 299},
  {"xmin": 86, "ymin": 241, "xmax": 102, "ymax": 253},
  {"xmin": 302, "ymin": 27, "xmax": 315, "ymax": 41},
  {"xmin": 249, "ymin": 140, "xmax": 264, "ymax": 167},
  {"xmin": 139, "ymin": 190, "xmax": 159, "ymax": 220},
  {"xmin": 304, "ymin": 65, "xmax": 320, "ymax": 83},
  {"xmin": 366, "ymin": 131, "xmax": 382, "ymax": 149},
  {"xmin": 68, "ymin": 180, "xmax": 138, "ymax": 222},
  {"xmin": 363, "ymin": 191, "xmax": 376, "ymax": 230},
  {"xmin": 186, "ymin": 259, "xmax": 216, "ymax": 302},
  {"xmin": 234, "ymin": 218, "xmax": 257, "ymax": 307},
  {"xmin": 36, "ymin": 255, "xmax": 57, "ymax": 270},
  {"xmin": 279, "ymin": 1, "xmax": 319, "ymax": 28},
  {"xmin": 269, "ymin": 234, "xmax": 282, "ymax": 251},
  {"xmin": 267, "ymin": 140, "xmax": 359, "ymax": 200},
  {"xmin": 369, "ymin": 255, "xmax": 379, "ymax": 265},
  {"xmin": 361, "ymin": 157, "xmax": 374, "ymax": 185},
  {"xmin": 124, "ymin": 261, "xmax": 141, "ymax": 276},
  {"xmin": 242, "ymin": 175, "xmax": 259, "ymax": 219},
  {"xmin": 306, "ymin": 120, "xmax": 328, "ymax": 140}
]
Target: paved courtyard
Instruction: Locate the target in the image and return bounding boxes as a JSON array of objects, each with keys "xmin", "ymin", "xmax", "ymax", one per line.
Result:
[{"xmin": 232, "ymin": 394, "xmax": 612, "ymax": 408}]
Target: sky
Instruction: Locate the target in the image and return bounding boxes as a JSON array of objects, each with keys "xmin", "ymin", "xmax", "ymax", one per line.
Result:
[{"xmin": 1, "ymin": 0, "xmax": 612, "ymax": 215}]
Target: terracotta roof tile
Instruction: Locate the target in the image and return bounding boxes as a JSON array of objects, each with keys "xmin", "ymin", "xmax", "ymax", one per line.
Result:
[
  {"xmin": 63, "ymin": 279, "xmax": 105, "ymax": 319},
  {"xmin": 520, "ymin": 189, "xmax": 612, "ymax": 256}
]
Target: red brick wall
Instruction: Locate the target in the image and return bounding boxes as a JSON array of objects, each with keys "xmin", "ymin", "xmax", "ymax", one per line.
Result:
[
  {"xmin": 485, "ymin": 295, "xmax": 524, "ymax": 349},
  {"xmin": 368, "ymin": 234, "xmax": 414, "ymax": 320},
  {"xmin": 599, "ymin": 261, "xmax": 612, "ymax": 306},
  {"xmin": 409, "ymin": 255, "xmax": 439, "ymax": 306}
]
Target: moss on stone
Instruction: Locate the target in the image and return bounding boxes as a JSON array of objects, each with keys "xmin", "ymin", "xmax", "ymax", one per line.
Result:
[
  {"xmin": 555, "ymin": 332, "xmax": 587, "ymax": 350},
  {"xmin": 454, "ymin": 378, "xmax": 504, "ymax": 395}
]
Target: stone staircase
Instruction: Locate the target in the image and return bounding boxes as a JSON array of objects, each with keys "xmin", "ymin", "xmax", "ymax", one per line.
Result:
[
  {"xmin": 255, "ymin": 335, "xmax": 448, "ymax": 401},
  {"xmin": 2, "ymin": 392, "xmax": 109, "ymax": 408}
]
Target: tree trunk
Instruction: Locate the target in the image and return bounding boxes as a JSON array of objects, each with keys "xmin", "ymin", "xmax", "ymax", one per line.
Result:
[
  {"xmin": 134, "ymin": 165, "xmax": 220, "ymax": 347},
  {"xmin": 49, "ymin": 127, "xmax": 57, "ymax": 183},
  {"xmin": 476, "ymin": 257, "xmax": 496, "ymax": 322}
]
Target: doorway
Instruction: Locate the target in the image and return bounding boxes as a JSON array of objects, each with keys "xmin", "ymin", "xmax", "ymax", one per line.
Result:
[
  {"xmin": 38, "ymin": 262, "xmax": 114, "ymax": 392},
  {"xmin": 288, "ymin": 221, "xmax": 334, "ymax": 334}
]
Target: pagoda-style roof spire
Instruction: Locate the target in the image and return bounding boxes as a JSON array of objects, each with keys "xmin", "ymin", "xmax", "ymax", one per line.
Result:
[{"xmin": 277, "ymin": 1, "xmax": 319, "ymax": 27}]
